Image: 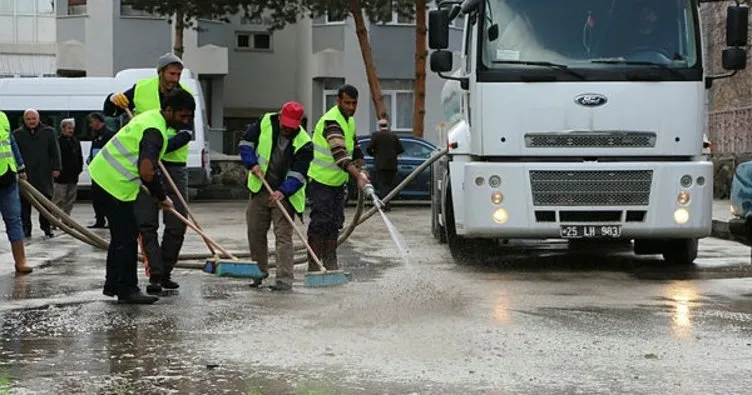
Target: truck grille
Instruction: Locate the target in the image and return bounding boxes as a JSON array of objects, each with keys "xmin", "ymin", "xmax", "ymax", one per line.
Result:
[
  {"xmin": 524, "ymin": 132, "xmax": 656, "ymax": 148},
  {"xmin": 529, "ymin": 170, "xmax": 653, "ymax": 206}
]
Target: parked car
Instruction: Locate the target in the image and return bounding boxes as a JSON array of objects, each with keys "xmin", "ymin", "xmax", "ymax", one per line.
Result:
[{"xmin": 346, "ymin": 135, "xmax": 438, "ymax": 201}]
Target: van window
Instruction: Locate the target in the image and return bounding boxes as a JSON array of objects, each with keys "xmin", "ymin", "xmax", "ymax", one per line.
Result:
[{"xmin": 4, "ymin": 110, "xmax": 122, "ymax": 141}]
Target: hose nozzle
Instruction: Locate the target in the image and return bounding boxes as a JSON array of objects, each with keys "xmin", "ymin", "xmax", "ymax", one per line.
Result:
[{"xmin": 362, "ymin": 183, "xmax": 384, "ymax": 209}]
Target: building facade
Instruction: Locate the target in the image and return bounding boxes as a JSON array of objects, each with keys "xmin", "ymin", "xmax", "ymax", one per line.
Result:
[
  {"xmin": 0, "ymin": 0, "xmax": 57, "ymax": 77},
  {"xmin": 8, "ymin": 0, "xmax": 463, "ymax": 152}
]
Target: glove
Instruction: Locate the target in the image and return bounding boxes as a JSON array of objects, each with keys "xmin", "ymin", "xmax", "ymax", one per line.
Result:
[{"xmin": 110, "ymin": 92, "xmax": 130, "ymax": 109}]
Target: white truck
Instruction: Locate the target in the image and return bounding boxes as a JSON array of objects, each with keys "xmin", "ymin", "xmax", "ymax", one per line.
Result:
[
  {"xmin": 0, "ymin": 68, "xmax": 212, "ymax": 192},
  {"xmin": 427, "ymin": 0, "xmax": 748, "ymax": 264}
]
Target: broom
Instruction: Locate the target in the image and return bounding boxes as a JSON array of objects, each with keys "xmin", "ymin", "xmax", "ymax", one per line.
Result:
[
  {"xmin": 259, "ymin": 177, "xmax": 347, "ymax": 288},
  {"xmin": 124, "ymin": 108, "xmax": 253, "ymax": 276}
]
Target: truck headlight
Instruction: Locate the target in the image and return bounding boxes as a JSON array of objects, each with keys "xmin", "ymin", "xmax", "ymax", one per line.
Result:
[
  {"xmin": 674, "ymin": 208, "xmax": 689, "ymax": 224},
  {"xmin": 493, "ymin": 208, "xmax": 508, "ymax": 224},
  {"xmin": 677, "ymin": 191, "xmax": 690, "ymax": 205},
  {"xmin": 491, "ymin": 191, "xmax": 503, "ymax": 205}
]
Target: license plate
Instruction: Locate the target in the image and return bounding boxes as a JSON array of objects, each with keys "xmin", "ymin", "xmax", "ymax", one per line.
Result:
[{"xmin": 560, "ymin": 225, "xmax": 622, "ymax": 239}]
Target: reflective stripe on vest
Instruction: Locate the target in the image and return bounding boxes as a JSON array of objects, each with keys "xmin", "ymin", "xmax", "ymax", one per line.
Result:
[
  {"xmin": 132, "ymin": 77, "xmax": 192, "ymax": 164},
  {"xmin": 247, "ymin": 113, "xmax": 311, "ymax": 214},
  {"xmin": 0, "ymin": 111, "xmax": 17, "ymax": 176},
  {"xmin": 88, "ymin": 109, "xmax": 169, "ymax": 202},
  {"xmin": 308, "ymin": 106, "xmax": 355, "ymax": 187}
]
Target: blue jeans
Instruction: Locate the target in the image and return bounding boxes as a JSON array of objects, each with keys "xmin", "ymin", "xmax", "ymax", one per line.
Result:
[{"xmin": 0, "ymin": 181, "xmax": 25, "ymax": 242}]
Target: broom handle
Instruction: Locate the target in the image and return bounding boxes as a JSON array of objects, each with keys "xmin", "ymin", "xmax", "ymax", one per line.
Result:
[
  {"xmin": 157, "ymin": 161, "xmax": 217, "ymax": 256},
  {"xmin": 125, "ymin": 108, "xmax": 218, "ymax": 257},
  {"xmin": 166, "ymin": 206, "xmax": 238, "ymax": 260},
  {"xmin": 258, "ymin": 175, "xmax": 326, "ymax": 271}
]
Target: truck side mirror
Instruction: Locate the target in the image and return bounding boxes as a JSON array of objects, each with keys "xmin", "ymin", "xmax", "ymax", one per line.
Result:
[
  {"xmin": 428, "ymin": 10, "xmax": 450, "ymax": 50},
  {"xmin": 430, "ymin": 50, "xmax": 453, "ymax": 73},
  {"xmin": 726, "ymin": 5, "xmax": 749, "ymax": 47},
  {"xmin": 722, "ymin": 47, "xmax": 747, "ymax": 70}
]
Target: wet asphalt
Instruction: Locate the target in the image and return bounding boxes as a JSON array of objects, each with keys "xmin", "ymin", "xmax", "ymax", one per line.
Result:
[{"xmin": 0, "ymin": 201, "xmax": 751, "ymax": 394}]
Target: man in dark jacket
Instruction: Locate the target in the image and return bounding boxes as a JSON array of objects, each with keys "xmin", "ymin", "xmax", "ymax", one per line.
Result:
[
  {"xmin": 366, "ymin": 118, "xmax": 403, "ymax": 211},
  {"xmin": 52, "ymin": 118, "xmax": 83, "ymax": 216},
  {"xmin": 13, "ymin": 109, "xmax": 61, "ymax": 238},
  {"xmin": 86, "ymin": 112, "xmax": 115, "ymax": 228}
]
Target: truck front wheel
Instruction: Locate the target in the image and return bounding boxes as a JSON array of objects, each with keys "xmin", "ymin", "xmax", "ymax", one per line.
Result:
[
  {"xmin": 662, "ymin": 238, "xmax": 699, "ymax": 265},
  {"xmin": 443, "ymin": 181, "xmax": 496, "ymax": 263}
]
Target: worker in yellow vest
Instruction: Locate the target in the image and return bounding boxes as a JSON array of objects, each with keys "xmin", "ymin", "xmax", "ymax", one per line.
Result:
[
  {"xmin": 307, "ymin": 84, "xmax": 370, "ymax": 272},
  {"xmin": 0, "ymin": 111, "xmax": 33, "ymax": 275},
  {"xmin": 104, "ymin": 53, "xmax": 193, "ymax": 294},
  {"xmin": 89, "ymin": 89, "xmax": 195, "ymax": 304},
  {"xmin": 239, "ymin": 101, "xmax": 313, "ymax": 291}
]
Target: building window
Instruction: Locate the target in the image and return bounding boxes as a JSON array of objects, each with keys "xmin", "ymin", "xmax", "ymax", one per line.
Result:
[
  {"xmin": 381, "ymin": 90, "xmax": 414, "ymax": 131},
  {"xmin": 326, "ymin": 7, "xmax": 346, "ymax": 24},
  {"xmin": 379, "ymin": 2, "xmax": 415, "ymax": 25},
  {"xmin": 236, "ymin": 31, "xmax": 272, "ymax": 51},
  {"xmin": 0, "ymin": 0, "xmax": 56, "ymax": 43},
  {"xmin": 120, "ymin": 1, "xmax": 159, "ymax": 17},
  {"xmin": 323, "ymin": 90, "xmax": 338, "ymax": 113},
  {"xmin": 67, "ymin": 0, "xmax": 86, "ymax": 15}
]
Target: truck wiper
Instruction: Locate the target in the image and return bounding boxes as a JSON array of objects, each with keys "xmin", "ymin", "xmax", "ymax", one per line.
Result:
[
  {"xmin": 491, "ymin": 60, "xmax": 586, "ymax": 80},
  {"xmin": 589, "ymin": 59, "xmax": 685, "ymax": 79}
]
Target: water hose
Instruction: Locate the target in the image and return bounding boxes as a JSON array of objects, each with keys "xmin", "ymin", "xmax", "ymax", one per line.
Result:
[{"xmin": 17, "ymin": 147, "xmax": 449, "ymax": 268}]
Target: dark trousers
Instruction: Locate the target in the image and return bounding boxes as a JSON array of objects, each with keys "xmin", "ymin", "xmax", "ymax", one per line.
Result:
[
  {"xmin": 20, "ymin": 191, "xmax": 51, "ymax": 236},
  {"xmin": 307, "ymin": 180, "xmax": 345, "ymax": 271},
  {"xmin": 134, "ymin": 165, "xmax": 187, "ymax": 280},
  {"xmin": 374, "ymin": 169, "xmax": 397, "ymax": 203},
  {"xmin": 91, "ymin": 182, "xmax": 107, "ymax": 225},
  {"xmin": 101, "ymin": 187, "xmax": 140, "ymax": 297}
]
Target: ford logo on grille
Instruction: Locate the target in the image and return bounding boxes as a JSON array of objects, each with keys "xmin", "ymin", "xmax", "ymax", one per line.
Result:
[{"xmin": 574, "ymin": 93, "xmax": 607, "ymax": 107}]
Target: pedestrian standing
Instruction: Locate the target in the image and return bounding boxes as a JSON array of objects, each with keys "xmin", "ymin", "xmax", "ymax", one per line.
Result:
[
  {"xmin": 88, "ymin": 89, "xmax": 195, "ymax": 304},
  {"xmin": 0, "ymin": 111, "xmax": 33, "ymax": 274},
  {"xmin": 240, "ymin": 101, "xmax": 313, "ymax": 291},
  {"xmin": 52, "ymin": 118, "xmax": 83, "ymax": 216},
  {"xmin": 13, "ymin": 109, "xmax": 61, "ymax": 238},
  {"xmin": 87, "ymin": 112, "xmax": 115, "ymax": 228},
  {"xmin": 366, "ymin": 117, "xmax": 404, "ymax": 211},
  {"xmin": 104, "ymin": 53, "xmax": 193, "ymax": 294},
  {"xmin": 307, "ymin": 84, "xmax": 370, "ymax": 271}
]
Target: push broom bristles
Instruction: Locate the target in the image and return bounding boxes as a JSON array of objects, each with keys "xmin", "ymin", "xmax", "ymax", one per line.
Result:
[
  {"xmin": 304, "ymin": 269, "xmax": 348, "ymax": 287},
  {"xmin": 215, "ymin": 259, "xmax": 264, "ymax": 278}
]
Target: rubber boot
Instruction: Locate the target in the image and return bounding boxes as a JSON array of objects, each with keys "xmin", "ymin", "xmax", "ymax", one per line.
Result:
[
  {"xmin": 307, "ymin": 236, "xmax": 326, "ymax": 272},
  {"xmin": 12, "ymin": 240, "xmax": 32, "ymax": 275},
  {"xmin": 323, "ymin": 238, "xmax": 339, "ymax": 271},
  {"xmin": 146, "ymin": 276, "xmax": 162, "ymax": 295}
]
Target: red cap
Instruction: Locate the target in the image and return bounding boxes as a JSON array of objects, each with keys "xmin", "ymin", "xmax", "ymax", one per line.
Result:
[{"xmin": 279, "ymin": 101, "xmax": 304, "ymax": 129}]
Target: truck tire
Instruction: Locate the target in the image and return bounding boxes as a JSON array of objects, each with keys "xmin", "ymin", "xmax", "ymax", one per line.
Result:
[
  {"xmin": 662, "ymin": 238, "xmax": 699, "ymax": 265},
  {"xmin": 443, "ymin": 180, "xmax": 495, "ymax": 263}
]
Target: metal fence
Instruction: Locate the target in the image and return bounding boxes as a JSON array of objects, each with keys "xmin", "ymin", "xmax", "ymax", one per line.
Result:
[{"xmin": 708, "ymin": 106, "xmax": 752, "ymax": 154}]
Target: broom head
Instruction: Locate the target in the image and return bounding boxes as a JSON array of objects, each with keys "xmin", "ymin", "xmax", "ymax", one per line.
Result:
[
  {"xmin": 215, "ymin": 260, "xmax": 264, "ymax": 279},
  {"xmin": 304, "ymin": 270, "xmax": 348, "ymax": 288}
]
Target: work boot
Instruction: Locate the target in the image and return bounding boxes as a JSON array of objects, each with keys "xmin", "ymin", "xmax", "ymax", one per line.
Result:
[
  {"xmin": 307, "ymin": 236, "xmax": 326, "ymax": 272},
  {"xmin": 118, "ymin": 291, "xmax": 158, "ymax": 305},
  {"xmin": 103, "ymin": 287, "xmax": 116, "ymax": 297},
  {"xmin": 322, "ymin": 239, "xmax": 339, "ymax": 271},
  {"xmin": 161, "ymin": 278, "xmax": 179, "ymax": 290},
  {"xmin": 88, "ymin": 221, "xmax": 107, "ymax": 229},
  {"xmin": 249, "ymin": 272, "xmax": 269, "ymax": 288},
  {"xmin": 11, "ymin": 240, "xmax": 32, "ymax": 275},
  {"xmin": 146, "ymin": 278, "xmax": 162, "ymax": 295}
]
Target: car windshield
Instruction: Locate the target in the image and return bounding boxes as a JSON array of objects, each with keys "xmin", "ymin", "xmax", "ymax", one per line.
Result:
[{"xmin": 480, "ymin": 0, "xmax": 698, "ymax": 69}]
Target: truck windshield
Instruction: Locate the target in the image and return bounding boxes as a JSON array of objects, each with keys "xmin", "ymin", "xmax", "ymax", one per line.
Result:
[{"xmin": 480, "ymin": 0, "xmax": 699, "ymax": 72}]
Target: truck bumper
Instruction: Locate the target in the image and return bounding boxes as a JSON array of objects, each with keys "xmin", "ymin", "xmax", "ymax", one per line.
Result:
[
  {"xmin": 187, "ymin": 167, "xmax": 211, "ymax": 187},
  {"xmin": 451, "ymin": 161, "xmax": 713, "ymax": 239}
]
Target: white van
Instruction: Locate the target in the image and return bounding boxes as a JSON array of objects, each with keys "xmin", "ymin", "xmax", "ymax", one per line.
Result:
[{"xmin": 0, "ymin": 68, "xmax": 211, "ymax": 191}]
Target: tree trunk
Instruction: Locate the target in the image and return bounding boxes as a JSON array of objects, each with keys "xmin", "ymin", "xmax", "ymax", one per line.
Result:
[
  {"xmin": 349, "ymin": 0, "xmax": 386, "ymax": 119},
  {"xmin": 173, "ymin": 9, "xmax": 185, "ymax": 58},
  {"xmin": 413, "ymin": 0, "xmax": 427, "ymax": 137}
]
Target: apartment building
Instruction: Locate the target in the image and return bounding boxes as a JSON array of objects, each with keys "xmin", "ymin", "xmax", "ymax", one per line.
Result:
[
  {"xmin": 15, "ymin": 0, "xmax": 463, "ymax": 152},
  {"xmin": 0, "ymin": 0, "xmax": 57, "ymax": 77}
]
